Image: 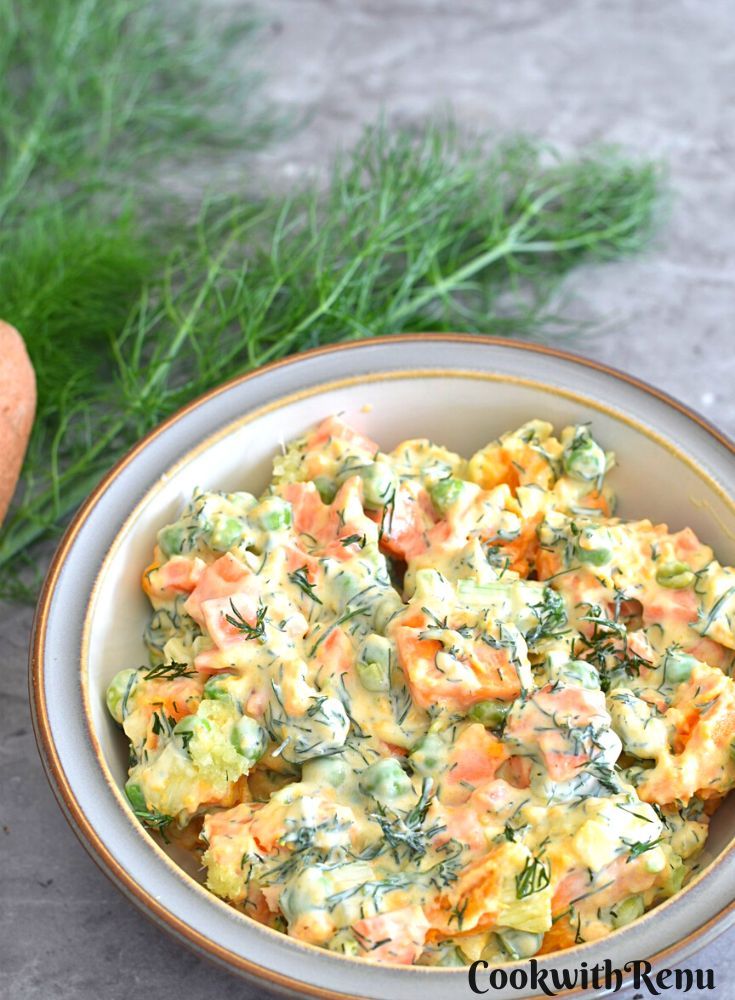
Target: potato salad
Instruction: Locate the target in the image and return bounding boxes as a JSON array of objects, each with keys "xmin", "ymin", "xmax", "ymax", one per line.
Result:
[{"xmin": 106, "ymin": 415, "xmax": 735, "ymax": 966}]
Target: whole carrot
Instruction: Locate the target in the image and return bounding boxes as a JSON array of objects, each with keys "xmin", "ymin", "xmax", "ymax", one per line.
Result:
[{"xmin": 0, "ymin": 321, "xmax": 36, "ymax": 524}]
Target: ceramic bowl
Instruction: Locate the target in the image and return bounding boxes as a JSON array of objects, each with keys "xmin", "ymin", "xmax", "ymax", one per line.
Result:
[{"xmin": 31, "ymin": 335, "xmax": 735, "ymax": 999}]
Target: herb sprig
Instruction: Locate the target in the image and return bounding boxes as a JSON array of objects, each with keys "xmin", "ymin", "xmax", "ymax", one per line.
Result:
[
  {"xmin": 516, "ymin": 854, "xmax": 551, "ymax": 899},
  {"xmin": 623, "ymin": 837, "xmax": 663, "ymax": 862},
  {"xmin": 143, "ymin": 661, "xmax": 195, "ymax": 680},
  {"xmin": 225, "ymin": 599, "xmax": 268, "ymax": 641},
  {"xmin": 288, "ymin": 566, "xmax": 323, "ymax": 604}
]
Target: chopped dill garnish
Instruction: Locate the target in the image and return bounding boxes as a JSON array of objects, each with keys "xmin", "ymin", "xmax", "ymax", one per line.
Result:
[
  {"xmin": 367, "ymin": 778, "xmax": 445, "ymax": 863},
  {"xmin": 622, "ymin": 837, "xmax": 663, "ymax": 862},
  {"xmin": 143, "ymin": 661, "xmax": 195, "ymax": 680},
  {"xmin": 516, "ymin": 855, "xmax": 551, "ymax": 899},
  {"xmin": 225, "ymin": 599, "xmax": 268, "ymax": 640},
  {"xmin": 309, "ymin": 604, "xmax": 369, "ymax": 655},
  {"xmin": 288, "ymin": 566, "xmax": 323, "ymax": 604},
  {"xmin": 341, "ymin": 534, "xmax": 366, "ymax": 548}
]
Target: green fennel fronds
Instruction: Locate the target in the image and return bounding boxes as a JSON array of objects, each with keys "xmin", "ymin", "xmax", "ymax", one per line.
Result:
[
  {"xmin": 0, "ymin": 0, "xmax": 275, "ymax": 595},
  {"xmin": 0, "ymin": 4, "xmax": 662, "ymax": 599},
  {"xmin": 0, "ymin": 0, "xmax": 272, "ymax": 220},
  {"xmin": 0, "ymin": 125, "xmax": 662, "ymax": 595}
]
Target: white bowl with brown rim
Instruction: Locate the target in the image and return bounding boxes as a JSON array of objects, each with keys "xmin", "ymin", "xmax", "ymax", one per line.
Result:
[{"xmin": 31, "ymin": 334, "xmax": 735, "ymax": 999}]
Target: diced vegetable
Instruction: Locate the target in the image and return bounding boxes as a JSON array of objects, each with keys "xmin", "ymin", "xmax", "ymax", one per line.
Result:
[
  {"xmin": 656, "ymin": 560, "xmax": 695, "ymax": 589},
  {"xmin": 468, "ymin": 698, "xmax": 511, "ymax": 730},
  {"xmin": 562, "ymin": 426, "xmax": 607, "ymax": 482},
  {"xmin": 106, "ymin": 668, "xmax": 139, "ymax": 724},
  {"xmin": 359, "ymin": 757, "xmax": 412, "ymax": 802},
  {"xmin": 230, "ymin": 715, "xmax": 267, "ymax": 764}
]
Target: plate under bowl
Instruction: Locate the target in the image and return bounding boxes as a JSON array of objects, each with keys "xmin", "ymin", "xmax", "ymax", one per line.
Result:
[{"xmin": 31, "ymin": 335, "xmax": 735, "ymax": 999}]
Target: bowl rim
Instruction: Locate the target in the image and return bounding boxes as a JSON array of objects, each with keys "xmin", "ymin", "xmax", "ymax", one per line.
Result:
[{"xmin": 30, "ymin": 333, "xmax": 735, "ymax": 996}]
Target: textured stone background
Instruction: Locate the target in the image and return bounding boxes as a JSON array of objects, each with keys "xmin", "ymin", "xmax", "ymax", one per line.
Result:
[{"xmin": 2, "ymin": 1, "xmax": 734, "ymax": 997}]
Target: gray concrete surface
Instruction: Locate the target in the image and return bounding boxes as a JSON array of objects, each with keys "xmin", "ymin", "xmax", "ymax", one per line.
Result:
[{"xmin": 2, "ymin": 1, "xmax": 735, "ymax": 997}]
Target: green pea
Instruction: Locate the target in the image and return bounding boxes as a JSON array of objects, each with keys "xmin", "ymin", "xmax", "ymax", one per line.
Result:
[
  {"xmin": 410, "ymin": 733, "xmax": 446, "ymax": 776},
  {"xmin": 203, "ymin": 675, "xmax": 234, "ymax": 701},
  {"xmin": 429, "ymin": 477, "xmax": 466, "ymax": 515},
  {"xmin": 302, "ymin": 755, "xmax": 349, "ymax": 788},
  {"xmin": 356, "ymin": 660, "xmax": 390, "ymax": 692},
  {"xmin": 256, "ymin": 497, "xmax": 292, "ymax": 531},
  {"xmin": 563, "ymin": 429, "xmax": 606, "ymax": 482},
  {"xmin": 157, "ymin": 523, "xmax": 186, "ymax": 557},
  {"xmin": 468, "ymin": 698, "xmax": 511, "ymax": 730},
  {"xmin": 359, "ymin": 757, "xmax": 412, "ymax": 802},
  {"xmin": 124, "ymin": 781, "xmax": 147, "ymax": 813},
  {"xmin": 105, "ymin": 668, "xmax": 138, "ymax": 724},
  {"xmin": 230, "ymin": 715, "xmax": 267, "ymax": 764},
  {"xmin": 208, "ymin": 514, "xmax": 245, "ymax": 551},
  {"xmin": 173, "ymin": 713, "xmax": 210, "ymax": 752},
  {"xmin": 664, "ymin": 649, "xmax": 697, "ymax": 685},
  {"xmin": 313, "ymin": 476, "xmax": 337, "ymax": 504},
  {"xmin": 611, "ymin": 894, "xmax": 645, "ymax": 929},
  {"xmin": 173, "ymin": 714, "xmax": 205, "ymax": 736},
  {"xmin": 355, "ymin": 462, "xmax": 398, "ymax": 510},
  {"xmin": 665, "ymin": 863, "xmax": 687, "ymax": 896},
  {"xmin": 577, "ymin": 543, "xmax": 612, "ymax": 566},
  {"xmin": 655, "ymin": 560, "xmax": 695, "ymax": 590},
  {"xmin": 280, "ymin": 870, "xmax": 332, "ymax": 921},
  {"xmin": 497, "ymin": 930, "xmax": 543, "ymax": 959},
  {"xmin": 560, "ymin": 659, "xmax": 600, "ymax": 690},
  {"xmin": 357, "ymin": 635, "xmax": 392, "ymax": 692},
  {"xmin": 437, "ymin": 944, "xmax": 467, "ymax": 967}
]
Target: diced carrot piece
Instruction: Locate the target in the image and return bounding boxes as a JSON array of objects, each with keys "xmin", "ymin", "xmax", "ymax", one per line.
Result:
[
  {"xmin": 443, "ymin": 724, "xmax": 508, "ymax": 804},
  {"xmin": 394, "ymin": 627, "xmax": 522, "ymax": 712},
  {"xmin": 642, "ymin": 587, "xmax": 698, "ymax": 628},
  {"xmin": 672, "ymin": 526, "xmax": 703, "ymax": 556},
  {"xmin": 505, "ymin": 685, "xmax": 607, "ymax": 782},
  {"xmin": 579, "ymin": 490, "xmax": 611, "ymax": 516},
  {"xmin": 426, "ymin": 851, "xmax": 503, "ymax": 937},
  {"xmin": 501, "ymin": 754, "xmax": 532, "ymax": 789},
  {"xmin": 638, "ymin": 664, "xmax": 735, "ymax": 804},
  {"xmin": 535, "ymin": 547, "xmax": 562, "ymax": 580},
  {"xmin": 282, "ymin": 480, "xmax": 370, "ymax": 560},
  {"xmin": 143, "ymin": 555, "xmax": 205, "ymax": 600},
  {"xmin": 539, "ymin": 916, "xmax": 577, "ymax": 954},
  {"xmin": 484, "ymin": 514, "xmax": 541, "ymax": 577},
  {"xmin": 184, "ymin": 552, "xmax": 255, "ymax": 625},
  {"xmin": 306, "ymin": 415, "xmax": 379, "ymax": 454},
  {"xmin": 374, "ymin": 483, "xmax": 437, "ymax": 562},
  {"xmin": 201, "ymin": 591, "xmax": 259, "ymax": 648},
  {"xmin": 352, "ymin": 906, "xmax": 430, "ymax": 964},
  {"xmin": 311, "ymin": 625, "xmax": 355, "ymax": 678},
  {"xmin": 283, "ymin": 544, "xmax": 321, "ymax": 578},
  {"xmin": 684, "ymin": 636, "xmax": 734, "ymax": 671}
]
